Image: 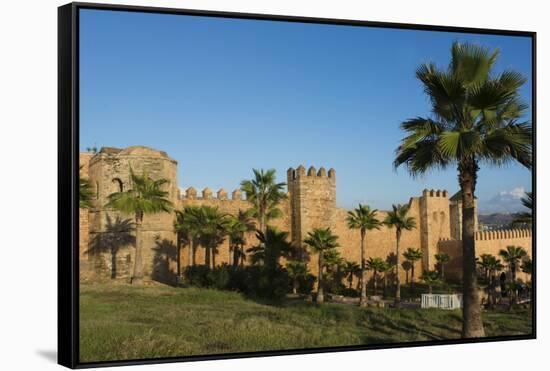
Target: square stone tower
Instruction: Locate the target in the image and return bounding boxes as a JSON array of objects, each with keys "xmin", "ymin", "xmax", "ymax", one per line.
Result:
[
  {"xmin": 419, "ymin": 189, "xmax": 451, "ymax": 270},
  {"xmin": 287, "ymin": 165, "xmax": 337, "ymax": 248}
]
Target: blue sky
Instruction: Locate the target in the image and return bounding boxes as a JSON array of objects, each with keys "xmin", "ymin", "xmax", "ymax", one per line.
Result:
[{"xmin": 79, "ymin": 9, "xmax": 533, "ymax": 213}]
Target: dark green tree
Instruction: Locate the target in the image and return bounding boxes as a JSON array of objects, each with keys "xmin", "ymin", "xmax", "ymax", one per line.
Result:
[{"xmin": 394, "ymin": 42, "xmax": 531, "ymax": 337}]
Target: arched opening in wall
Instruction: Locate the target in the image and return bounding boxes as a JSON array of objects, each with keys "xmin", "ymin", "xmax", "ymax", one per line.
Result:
[
  {"xmin": 112, "ymin": 178, "xmax": 124, "ymax": 193},
  {"xmin": 433, "ymin": 211, "xmax": 438, "ymax": 222},
  {"xmin": 95, "ymin": 181, "xmax": 100, "ymax": 199}
]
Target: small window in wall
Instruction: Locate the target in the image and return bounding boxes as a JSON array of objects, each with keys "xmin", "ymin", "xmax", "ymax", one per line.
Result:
[
  {"xmin": 96, "ymin": 181, "xmax": 100, "ymax": 199},
  {"xmin": 433, "ymin": 211, "xmax": 438, "ymax": 222},
  {"xmin": 112, "ymin": 178, "xmax": 124, "ymax": 193}
]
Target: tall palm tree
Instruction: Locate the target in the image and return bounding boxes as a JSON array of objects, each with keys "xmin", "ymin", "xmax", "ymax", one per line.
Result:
[
  {"xmin": 513, "ymin": 191, "xmax": 533, "ymax": 227},
  {"xmin": 240, "ymin": 169, "xmax": 287, "ymax": 234},
  {"xmin": 303, "ymin": 228, "xmax": 340, "ymax": 304},
  {"xmin": 384, "ymin": 204, "xmax": 416, "ymax": 307},
  {"xmin": 286, "ymin": 260, "xmax": 309, "ymax": 294},
  {"xmin": 366, "ymin": 257, "xmax": 386, "ymax": 296},
  {"xmin": 499, "ymin": 245, "xmax": 528, "ymax": 308},
  {"xmin": 420, "ymin": 270, "xmax": 441, "ymax": 294},
  {"xmin": 226, "ymin": 209, "xmax": 256, "ymax": 266},
  {"xmin": 402, "ymin": 260, "xmax": 412, "ymax": 285},
  {"xmin": 484, "ymin": 255, "xmax": 504, "ymax": 309},
  {"xmin": 394, "ymin": 42, "xmax": 532, "ymax": 337},
  {"xmin": 195, "ymin": 206, "xmax": 229, "ymax": 268},
  {"xmin": 248, "ymin": 227, "xmax": 293, "ymax": 269},
  {"xmin": 343, "ymin": 261, "xmax": 361, "ymax": 290},
  {"xmin": 435, "ymin": 252, "xmax": 451, "ymax": 280},
  {"xmin": 79, "ymin": 166, "xmax": 94, "ymax": 209},
  {"xmin": 105, "ymin": 167, "xmax": 173, "ymax": 284},
  {"xmin": 403, "ymin": 247, "xmax": 422, "ymax": 289},
  {"xmin": 346, "ymin": 204, "xmax": 381, "ymax": 306},
  {"xmin": 174, "ymin": 206, "xmax": 202, "ymax": 275}
]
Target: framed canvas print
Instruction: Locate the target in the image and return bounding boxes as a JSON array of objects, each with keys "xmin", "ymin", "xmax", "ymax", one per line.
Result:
[{"xmin": 58, "ymin": 2, "xmax": 536, "ymax": 368}]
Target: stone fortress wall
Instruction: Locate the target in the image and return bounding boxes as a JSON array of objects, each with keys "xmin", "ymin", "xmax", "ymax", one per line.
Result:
[{"xmin": 79, "ymin": 146, "xmax": 532, "ymax": 284}]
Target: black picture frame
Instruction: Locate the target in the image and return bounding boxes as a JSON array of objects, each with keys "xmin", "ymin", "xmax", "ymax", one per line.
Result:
[{"xmin": 58, "ymin": 2, "xmax": 537, "ymax": 369}]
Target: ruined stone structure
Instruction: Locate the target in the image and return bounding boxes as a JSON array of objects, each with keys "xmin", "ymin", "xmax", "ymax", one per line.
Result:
[{"xmin": 79, "ymin": 146, "xmax": 532, "ymax": 284}]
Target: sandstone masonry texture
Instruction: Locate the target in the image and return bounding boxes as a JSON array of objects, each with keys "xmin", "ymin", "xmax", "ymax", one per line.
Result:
[{"xmin": 79, "ymin": 146, "xmax": 532, "ymax": 284}]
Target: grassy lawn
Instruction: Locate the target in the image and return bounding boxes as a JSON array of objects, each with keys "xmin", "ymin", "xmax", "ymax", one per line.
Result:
[{"xmin": 79, "ymin": 282, "xmax": 532, "ymax": 363}]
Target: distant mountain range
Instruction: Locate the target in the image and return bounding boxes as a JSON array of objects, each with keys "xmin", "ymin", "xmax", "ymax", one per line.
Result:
[{"xmin": 478, "ymin": 213, "xmax": 522, "ymax": 230}]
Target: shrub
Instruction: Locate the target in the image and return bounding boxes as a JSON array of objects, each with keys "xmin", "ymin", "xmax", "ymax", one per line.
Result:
[{"xmin": 184, "ymin": 265, "xmax": 210, "ymax": 287}]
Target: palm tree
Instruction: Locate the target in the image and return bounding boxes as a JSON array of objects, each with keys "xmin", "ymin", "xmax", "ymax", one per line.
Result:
[
  {"xmin": 227, "ymin": 209, "xmax": 256, "ymax": 267},
  {"xmin": 195, "ymin": 206, "xmax": 229, "ymax": 268},
  {"xmin": 420, "ymin": 270, "xmax": 441, "ymax": 294},
  {"xmin": 513, "ymin": 191, "xmax": 533, "ymax": 227},
  {"xmin": 248, "ymin": 227, "xmax": 293, "ymax": 269},
  {"xmin": 521, "ymin": 257, "xmax": 533, "ymax": 308},
  {"xmin": 435, "ymin": 252, "xmax": 451, "ymax": 280},
  {"xmin": 402, "ymin": 261, "xmax": 412, "ymax": 285},
  {"xmin": 476, "ymin": 253, "xmax": 493, "ymax": 283},
  {"xmin": 240, "ymin": 169, "xmax": 287, "ymax": 234},
  {"xmin": 384, "ymin": 204, "xmax": 416, "ymax": 307},
  {"xmin": 484, "ymin": 255, "xmax": 504, "ymax": 309},
  {"xmin": 303, "ymin": 228, "xmax": 340, "ymax": 304},
  {"xmin": 174, "ymin": 206, "xmax": 202, "ymax": 275},
  {"xmin": 521, "ymin": 257, "xmax": 533, "ymax": 281},
  {"xmin": 366, "ymin": 257, "xmax": 386, "ymax": 296},
  {"xmin": 105, "ymin": 167, "xmax": 173, "ymax": 284},
  {"xmin": 79, "ymin": 166, "xmax": 94, "ymax": 209},
  {"xmin": 402, "ymin": 247, "xmax": 422, "ymax": 289},
  {"xmin": 286, "ymin": 260, "xmax": 309, "ymax": 294},
  {"xmin": 343, "ymin": 261, "xmax": 361, "ymax": 290},
  {"xmin": 394, "ymin": 42, "xmax": 532, "ymax": 337},
  {"xmin": 346, "ymin": 204, "xmax": 381, "ymax": 306},
  {"xmin": 380, "ymin": 260, "xmax": 395, "ymax": 298},
  {"xmin": 499, "ymin": 245, "xmax": 528, "ymax": 308}
]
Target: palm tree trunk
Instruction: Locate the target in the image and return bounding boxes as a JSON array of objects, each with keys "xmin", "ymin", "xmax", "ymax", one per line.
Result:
[
  {"xmin": 373, "ymin": 271, "xmax": 378, "ymax": 296},
  {"xmin": 176, "ymin": 236, "xmax": 181, "ymax": 277},
  {"xmin": 360, "ymin": 230, "xmax": 367, "ymax": 307},
  {"xmin": 212, "ymin": 247, "xmax": 216, "ymax": 268},
  {"xmin": 383, "ymin": 275, "xmax": 387, "ymax": 298},
  {"xmin": 205, "ymin": 246, "xmax": 210, "ymax": 267},
  {"xmin": 510, "ymin": 265, "xmax": 517, "ymax": 310},
  {"xmin": 240, "ymin": 245, "xmax": 245, "ymax": 267},
  {"xmin": 259, "ymin": 208, "xmax": 266, "ymax": 235},
  {"xmin": 411, "ymin": 264, "xmax": 415, "ymax": 290},
  {"xmin": 317, "ymin": 252, "xmax": 324, "ymax": 304},
  {"xmin": 395, "ymin": 229, "xmax": 401, "ymax": 307},
  {"xmin": 488, "ymin": 272, "xmax": 494, "ymax": 310},
  {"xmin": 232, "ymin": 243, "xmax": 238, "ymax": 267},
  {"xmin": 459, "ymin": 161, "xmax": 485, "ymax": 338},
  {"xmin": 188, "ymin": 238, "xmax": 194, "ymax": 268},
  {"xmin": 132, "ymin": 212, "xmax": 144, "ymax": 284}
]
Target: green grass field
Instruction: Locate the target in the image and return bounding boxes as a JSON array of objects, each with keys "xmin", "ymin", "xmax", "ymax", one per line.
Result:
[{"xmin": 79, "ymin": 282, "xmax": 532, "ymax": 363}]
